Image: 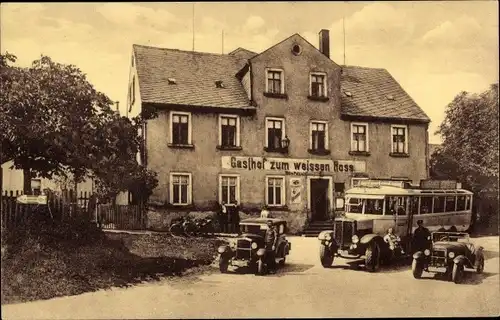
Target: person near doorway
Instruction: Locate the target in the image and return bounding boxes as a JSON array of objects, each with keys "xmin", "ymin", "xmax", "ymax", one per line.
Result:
[
  {"xmin": 260, "ymin": 206, "xmax": 270, "ymax": 218},
  {"xmin": 412, "ymin": 219, "xmax": 431, "ymax": 253},
  {"xmin": 264, "ymin": 219, "xmax": 278, "ymax": 274},
  {"xmin": 218, "ymin": 201, "xmax": 228, "ymax": 233},
  {"xmin": 231, "ymin": 201, "xmax": 241, "ymax": 235}
]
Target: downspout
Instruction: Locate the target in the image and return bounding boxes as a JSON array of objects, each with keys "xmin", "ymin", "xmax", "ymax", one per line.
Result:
[{"xmin": 425, "ymin": 123, "xmax": 430, "ymax": 179}]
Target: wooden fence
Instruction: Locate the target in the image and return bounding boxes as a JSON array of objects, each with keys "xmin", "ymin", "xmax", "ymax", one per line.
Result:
[{"xmin": 1, "ymin": 189, "xmax": 145, "ymax": 231}]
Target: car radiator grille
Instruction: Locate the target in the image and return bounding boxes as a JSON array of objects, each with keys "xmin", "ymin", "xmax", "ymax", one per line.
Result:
[
  {"xmin": 235, "ymin": 240, "xmax": 251, "ymax": 259},
  {"xmin": 334, "ymin": 220, "xmax": 355, "ymax": 246},
  {"xmin": 431, "ymin": 250, "xmax": 447, "ymax": 265}
]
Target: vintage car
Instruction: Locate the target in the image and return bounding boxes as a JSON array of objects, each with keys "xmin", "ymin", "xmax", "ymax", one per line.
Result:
[
  {"xmin": 217, "ymin": 218, "xmax": 291, "ymax": 275},
  {"xmin": 412, "ymin": 231, "xmax": 485, "ymax": 284}
]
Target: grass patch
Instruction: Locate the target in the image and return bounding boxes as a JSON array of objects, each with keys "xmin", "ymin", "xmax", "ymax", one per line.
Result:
[{"xmin": 1, "ymin": 219, "xmax": 226, "ymax": 305}]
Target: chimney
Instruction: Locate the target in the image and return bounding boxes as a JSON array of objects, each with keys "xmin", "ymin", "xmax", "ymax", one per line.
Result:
[{"xmin": 319, "ymin": 29, "xmax": 330, "ymax": 58}]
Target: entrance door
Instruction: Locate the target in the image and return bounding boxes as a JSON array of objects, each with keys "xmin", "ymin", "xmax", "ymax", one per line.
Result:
[{"xmin": 310, "ymin": 179, "xmax": 329, "ymax": 221}]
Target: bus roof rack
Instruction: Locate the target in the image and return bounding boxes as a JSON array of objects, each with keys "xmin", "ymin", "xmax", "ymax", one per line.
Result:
[
  {"xmin": 357, "ymin": 179, "xmax": 412, "ymax": 189},
  {"xmin": 419, "ymin": 179, "xmax": 460, "ymax": 190}
]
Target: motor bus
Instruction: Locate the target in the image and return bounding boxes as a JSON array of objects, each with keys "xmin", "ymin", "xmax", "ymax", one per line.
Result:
[{"xmin": 317, "ymin": 179, "xmax": 473, "ymax": 272}]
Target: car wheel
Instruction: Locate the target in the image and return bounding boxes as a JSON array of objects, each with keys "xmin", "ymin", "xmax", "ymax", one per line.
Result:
[
  {"xmin": 452, "ymin": 262, "xmax": 464, "ymax": 284},
  {"xmin": 219, "ymin": 258, "xmax": 229, "ymax": 273},
  {"xmin": 278, "ymin": 256, "xmax": 286, "ymax": 267},
  {"xmin": 256, "ymin": 258, "xmax": 265, "ymax": 276},
  {"xmin": 319, "ymin": 244, "xmax": 334, "ymax": 268},
  {"xmin": 476, "ymin": 257, "xmax": 484, "ymax": 274},
  {"xmin": 365, "ymin": 242, "xmax": 381, "ymax": 272},
  {"xmin": 412, "ymin": 259, "xmax": 424, "ymax": 279}
]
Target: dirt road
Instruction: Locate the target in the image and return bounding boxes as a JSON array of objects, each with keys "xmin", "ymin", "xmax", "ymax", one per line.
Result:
[{"xmin": 2, "ymin": 236, "xmax": 498, "ymax": 318}]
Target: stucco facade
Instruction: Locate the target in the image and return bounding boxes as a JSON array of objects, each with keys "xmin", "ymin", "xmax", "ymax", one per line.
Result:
[{"xmin": 130, "ymin": 31, "xmax": 430, "ymax": 228}]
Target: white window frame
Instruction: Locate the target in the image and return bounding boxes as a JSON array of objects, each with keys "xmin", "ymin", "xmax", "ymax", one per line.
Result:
[
  {"xmin": 265, "ymin": 117, "xmax": 286, "ymax": 148},
  {"xmin": 391, "ymin": 124, "xmax": 409, "ymax": 154},
  {"xmin": 309, "ymin": 72, "xmax": 328, "ymax": 97},
  {"xmin": 265, "ymin": 175, "xmax": 286, "ymax": 207},
  {"xmin": 218, "ymin": 114, "xmax": 241, "ymax": 147},
  {"xmin": 309, "ymin": 120, "xmax": 329, "ymax": 150},
  {"xmin": 169, "ymin": 172, "xmax": 192, "ymax": 205},
  {"xmin": 350, "ymin": 122, "xmax": 369, "ymax": 152},
  {"xmin": 169, "ymin": 111, "xmax": 192, "ymax": 145},
  {"xmin": 219, "ymin": 174, "xmax": 240, "ymax": 204},
  {"xmin": 265, "ymin": 68, "xmax": 285, "ymax": 94},
  {"xmin": 351, "ymin": 177, "xmax": 369, "ymax": 188}
]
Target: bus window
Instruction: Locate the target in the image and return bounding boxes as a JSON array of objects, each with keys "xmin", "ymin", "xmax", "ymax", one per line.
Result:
[
  {"xmin": 385, "ymin": 197, "xmax": 396, "ymax": 215},
  {"xmin": 396, "ymin": 197, "xmax": 407, "ymax": 216},
  {"xmin": 456, "ymin": 196, "xmax": 466, "ymax": 211},
  {"xmin": 465, "ymin": 196, "xmax": 472, "ymax": 210},
  {"xmin": 365, "ymin": 199, "xmax": 383, "ymax": 215},
  {"xmin": 347, "ymin": 198, "xmax": 363, "ymax": 213},
  {"xmin": 433, "ymin": 196, "xmax": 445, "ymax": 213},
  {"xmin": 445, "ymin": 196, "xmax": 456, "ymax": 212},
  {"xmin": 410, "ymin": 197, "xmax": 419, "ymax": 215},
  {"xmin": 420, "ymin": 196, "xmax": 433, "ymax": 214}
]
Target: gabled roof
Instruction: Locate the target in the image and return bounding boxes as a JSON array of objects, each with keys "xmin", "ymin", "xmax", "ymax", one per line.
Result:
[
  {"xmin": 133, "ymin": 44, "xmax": 253, "ymax": 109},
  {"xmin": 340, "ymin": 66, "xmax": 430, "ymax": 122},
  {"xmin": 228, "ymin": 47, "xmax": 258, "ymax": 60}
]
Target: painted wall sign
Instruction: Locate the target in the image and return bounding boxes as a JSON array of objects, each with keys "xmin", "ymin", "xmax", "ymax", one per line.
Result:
[
  {"xmin": 222, "ymin": 156, "xmax": 366, "ymax": 173},
  {"xmin": 290, "ymin": 178, "xmax": 303, "ymax": 204}
]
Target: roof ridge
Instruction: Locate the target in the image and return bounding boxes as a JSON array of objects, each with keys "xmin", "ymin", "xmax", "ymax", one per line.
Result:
[
  {"xmin": 133, "ymin": 44, "xmax": 235, "ymax": 58},
  {"xmin": 342, "ymin": 65, "xmax": 387, "ymax": 71}
]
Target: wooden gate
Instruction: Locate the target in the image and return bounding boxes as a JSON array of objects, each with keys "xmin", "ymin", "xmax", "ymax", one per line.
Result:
[{"xmin": 97, "ymin": 204, "xmax": 145, "ymax": 230}]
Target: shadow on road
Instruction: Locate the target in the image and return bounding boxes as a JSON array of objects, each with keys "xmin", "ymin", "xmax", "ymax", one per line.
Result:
[
  {"xmin": 326, "ymin": 257, "xmax": 412, "ymax": 273},
  {"xmin": 482, "ymin": 250, "xmax": 499, "ymax": 261},
  {"xmin": 427, "ymin": 270, "xmax": 497, "ymax": 285}
]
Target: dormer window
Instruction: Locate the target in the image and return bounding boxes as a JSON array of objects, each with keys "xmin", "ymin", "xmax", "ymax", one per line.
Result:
[
  {"xmin": 215, "ymin": 80, "xmax": 225, "ymax": 88},
  {"xmin": 168, "ymin": 78, "xmax": 177, "ymax": 85},
  {"xmin": 386, "ymin": 94, "xmax": 395, "ymax": 101},
  {"xmin": 344, "ymin": 91, "xmax": 352, "ymax": 97}
]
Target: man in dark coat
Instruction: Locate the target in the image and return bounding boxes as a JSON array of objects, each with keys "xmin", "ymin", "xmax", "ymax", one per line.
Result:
[
  {"xmin": 231, "ymin": 201, "xmax": 241, "ymax": 234},
  {"xmin": 218, "ymin": 201, "xmax": 228, "ymax": 233},
  {"xmin": 264, "ymin": 220, "xmax": 278, "ymax": 273},
  {"xmin": 413, "ymin": 219, "xmax": 431, "ymax": 253}
]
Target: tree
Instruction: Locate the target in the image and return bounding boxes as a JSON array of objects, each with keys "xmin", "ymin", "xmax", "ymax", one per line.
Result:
[
  {"xmin": 1, "ymin": 53, "xmax": 157, "ymax": 203},
  {"xmin": 431, "ymin": 83, "xmax": 499, "ymax": 228},
  {"xmin": 1, "ymin": 53, "xmax": 112, "ymax": 193}
]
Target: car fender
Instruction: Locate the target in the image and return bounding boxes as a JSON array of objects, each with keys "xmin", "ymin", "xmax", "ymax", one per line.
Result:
[
  {"xmin": 318, "ymin": 230, "xmax": 334, "ymax": 241},
  {"xmin": 217, "ymin": 245, "xmax": 233, "ymax": 259},
  {"xmin": 413, "ymin": 251, "xmax": 425, "ymax": 260},
  {"xmin": 360, "ymin": 234, "xmax": 383, "ymax": 245},
  {"xmin": 256, "ymin": 248, "xmax": 266, "ymax": 257},
  {"xmin": 453, "ymin": 255, "xmax": 467, "ymax": 265}
]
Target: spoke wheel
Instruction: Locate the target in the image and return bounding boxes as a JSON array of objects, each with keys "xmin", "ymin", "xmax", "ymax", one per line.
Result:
[
  {"xmin": 320, "ymin": 244, "xmax": 334, "ymax": 268},
  {"xmin": 365, "ymin": 242, "xmax": 381, "ymax": 272}
]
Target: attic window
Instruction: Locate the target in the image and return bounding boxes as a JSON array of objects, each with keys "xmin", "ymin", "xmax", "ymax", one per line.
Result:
[
  {"xmin": 344, "ymin": 91, "xmax": 353, "ymax": 97},
  {"xmin": 215, "ymin": 80, "xmax": 225, "ymax": 88},
  {"xmin": 168, "ymin": 78, "xmax": 177, "ymax": 85},
  {"xmin": 386, "ymin": 94, "xmax": 395, "ymax": 101},
  {"xmin": 292, "ymin": 44, "xmax": 302, "ymax": 56}
]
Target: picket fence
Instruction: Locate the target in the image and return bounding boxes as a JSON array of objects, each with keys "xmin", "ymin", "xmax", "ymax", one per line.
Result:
[{"xmin": 1, "ymin": 190, "xmax": 145, "ymax": 231}]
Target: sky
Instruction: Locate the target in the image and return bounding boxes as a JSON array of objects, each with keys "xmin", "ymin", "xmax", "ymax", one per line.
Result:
[{"xmin": 1, "ymin": 1, "xmax": 498, "ymax": 143}]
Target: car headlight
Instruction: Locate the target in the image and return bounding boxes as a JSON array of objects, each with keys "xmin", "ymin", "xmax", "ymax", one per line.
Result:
[
  {"xmin": 448, "ymin": 252, "xmax": 455, "ymax": 259},
  {"xmin": 352, "ymin": 235, "xmax": 359, "ymax": 244},
  {"xmin": 424, "ymin": 249, "xmax": 430, "ymax": 256},
  {"xmin": 251, "ymin": 242, "xmax": 258, "ymax": 249},
  {"xmin": 325, "ymin": 233, "xmax": 332, "ymax": 241},
  {"xmin": 230, "ymin": 241, "xmax": 236, "ymax": 249}
]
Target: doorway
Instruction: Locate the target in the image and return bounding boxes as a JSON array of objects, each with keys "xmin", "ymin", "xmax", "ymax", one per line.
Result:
[{"xmin": 310, "ymin": 178, "xmax": 330, "ymax": 221}]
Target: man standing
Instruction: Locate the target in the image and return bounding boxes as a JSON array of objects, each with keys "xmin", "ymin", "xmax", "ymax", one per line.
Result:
[
  {"xmin": 412, "ymin": 219, "xmax": 431, "ymax": 253},
  {"xmin": 231, "ymin": 201, "xmax": 241, "ymax": 235},
  {"xmin": 264, "ymin": 220, "xmax": 278, "ymax": 274},
  {"xmin": 218, "ymin": 201, "xmax": 228, "ymax": 233}
]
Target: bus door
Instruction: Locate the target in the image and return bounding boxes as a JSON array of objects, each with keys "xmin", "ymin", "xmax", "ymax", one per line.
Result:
[{"xmin": 389, "ymin": 196, "xmax": 410, "ymax": 237}]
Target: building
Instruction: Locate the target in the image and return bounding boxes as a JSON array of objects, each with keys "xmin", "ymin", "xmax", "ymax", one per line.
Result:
[
  {"xmin": 1, "ymin": 161, "xmax": 93, "ymax": 195},
  {"xmin": 126, "ymin": 29, "xmax": 431, "ymax": 229}
]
